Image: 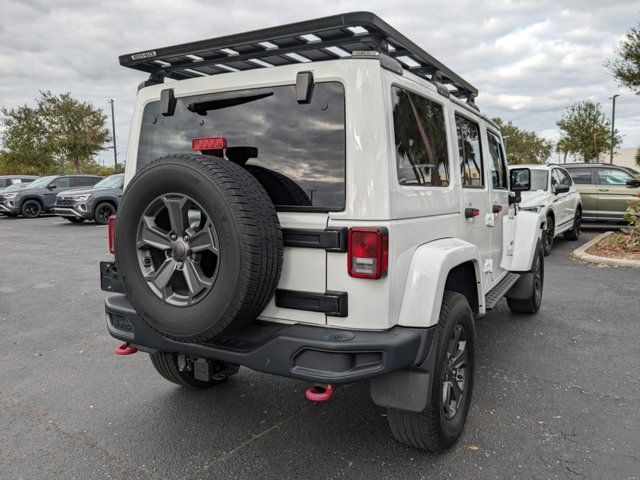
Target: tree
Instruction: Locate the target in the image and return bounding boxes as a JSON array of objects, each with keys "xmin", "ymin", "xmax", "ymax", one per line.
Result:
[
  {"xmin": 37, "ymin": 91, "xmax": 111, "ymax": 173},
  {"xmin": 0, "ymin": 91, "xmax": 110, "ymax": 175},
  {"xmin": 491, "ymin": 117, "xmax": 553, "ymax": 164},
  {"xmin": 0, "ymin": 103, "xmax": 55, "ymax": 174},
  {"xmin": 556, "ymin": 100, "xmax": 622, "ymax": 163},
  {"xmin": 607, "ymin": 23, "xmax": 640, "ymax": 95}
]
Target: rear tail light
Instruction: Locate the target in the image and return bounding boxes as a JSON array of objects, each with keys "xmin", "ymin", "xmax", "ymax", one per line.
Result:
[
  {"xmin": 347, "ymin": 227, "xmax": 388, "ymax": 279},
  {"xmin": 108, "ymin": 215, "xmax": 116, "ymax": 254}
]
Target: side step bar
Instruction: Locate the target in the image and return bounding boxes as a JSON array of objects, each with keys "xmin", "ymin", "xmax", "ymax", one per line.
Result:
[{"xmin": 484, "ymin": 272, "xmax": 520, "ymax": 310}]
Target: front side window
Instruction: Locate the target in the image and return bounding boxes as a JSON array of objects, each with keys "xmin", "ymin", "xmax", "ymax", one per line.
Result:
[
  {"xmin": 138, "ymin": 82, "xmax": 346, "ymax": 210},
  {"xmin": 567, "ymin": 168, "xmax": 593, "ymax": 185},
  {"xmin": 487, "ymin": 132, "xmax": 507, "ymax": 189},
  {"xmin": 455, "ymin": 115, "xmax": 484, "ymax": 187},
  {"xmin": 597, "ymin": 168, "xmax": 633, "ymax": 185},
  {"xmin": 391, "ymin": 87, "xmax": 449, "ymax": 187},
  {"xmin": 50, "ymin": 177, "xmax": 70, "ymax": 189}
]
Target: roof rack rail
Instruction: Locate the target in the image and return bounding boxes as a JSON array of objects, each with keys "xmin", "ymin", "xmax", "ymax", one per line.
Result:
[{"xmin": 120, "ymin": 12, "xmax": 478, "ymax": 102}]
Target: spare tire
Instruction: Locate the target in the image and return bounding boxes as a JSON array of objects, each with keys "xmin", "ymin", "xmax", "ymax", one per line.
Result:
[
  {"xmin": 114, "ymin": 154, "xmax": 283, "ymax": 342},
  {"xmin": 244, "ymin": 164, "xmax": 311, "ymax": 207}
]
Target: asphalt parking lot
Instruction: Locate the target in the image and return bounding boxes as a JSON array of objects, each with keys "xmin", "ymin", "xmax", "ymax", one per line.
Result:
[{"xmin": 1, "ymin": 215, "xmax": 638, "ymax": 480}]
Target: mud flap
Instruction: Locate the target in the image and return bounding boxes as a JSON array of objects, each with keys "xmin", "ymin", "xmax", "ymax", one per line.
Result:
[{"xmin": 370, "ymin": 330, "xmax": 438, "ymax": 413}]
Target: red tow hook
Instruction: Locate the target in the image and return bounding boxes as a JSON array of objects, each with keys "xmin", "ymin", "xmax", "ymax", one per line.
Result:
[
  {"xmin": 114, "ymin": 342, "xmax": 138, "ymax": 356},
  {"xmin": 305, "ymin": 383, "xmax": 335, "ymax": 403}
]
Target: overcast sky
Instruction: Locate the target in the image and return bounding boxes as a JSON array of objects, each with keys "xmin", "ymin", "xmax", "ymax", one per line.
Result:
[{"xmin": 1, "ymin": 0, "xmax": 638, "ymax": 167}]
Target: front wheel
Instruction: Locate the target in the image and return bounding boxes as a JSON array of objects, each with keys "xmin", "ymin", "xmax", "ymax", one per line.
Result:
[
  {"xmin": 150, "ymin": 352, "xmax": 239, "ymax": 389},
  {"xmin": 21, "ymin": 200, "xmax": 42, "ymax": 218},
  {"xmin": 563, "ymin": 208, "xmax": 581, "ymax": 241},
  {"xmin": 386, "ymin": 292, "xmax": 475, "ymax": 452},
  {"xmin": 507, "ymin": 242, "xmax": 544, "ymax": 314},
  {"xmin": 542, "ymin": 214, "xmax": 554, "ymax": 256},
  {"xmin": 94, "ymin": 202, "xmax": 116, "ymax": 225}
]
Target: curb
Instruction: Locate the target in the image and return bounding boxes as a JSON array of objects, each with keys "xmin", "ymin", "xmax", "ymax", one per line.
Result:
[{"xmin": 572, "ymin": 231, "xmax": 640, "ymax": 269}]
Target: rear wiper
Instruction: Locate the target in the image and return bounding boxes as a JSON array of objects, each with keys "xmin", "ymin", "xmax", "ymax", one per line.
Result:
[{"xmin": 187, "ymin": 90, "xmax": 273, "ymax": 115}]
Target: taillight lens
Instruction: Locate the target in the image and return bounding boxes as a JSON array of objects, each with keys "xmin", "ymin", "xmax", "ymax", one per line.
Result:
[
  {"xmin": 348, "ymin": 227, "xmax": 388, "ymax": 279},
  {"xmin": 108, "ymin": 215, "xmax": 116, "ymax": 254},
  {"xmin": 192, "ymin": 136, "xmax": 227, "ymax": 151}
]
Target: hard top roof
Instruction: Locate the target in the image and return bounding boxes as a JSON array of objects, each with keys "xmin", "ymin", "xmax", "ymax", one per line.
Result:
[{"xmin": 120, "ymin": 11, "xmax": 478, "ymax": 101}]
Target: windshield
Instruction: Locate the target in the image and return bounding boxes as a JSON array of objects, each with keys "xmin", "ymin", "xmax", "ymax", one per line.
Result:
[
  {"xmin": 530, "ymin": 170, "xmax": 548, "ymax": 191},
  {"xmin": 26, "ymin": 175, "xmax": 57, "ymax": 189},
  {"xmin": 137, "ymin": 82, "xmax": 346, "ymax": 210},
  {"xmin": 94, "ymin": 174, "xmax": 124, "ymax": 189}
]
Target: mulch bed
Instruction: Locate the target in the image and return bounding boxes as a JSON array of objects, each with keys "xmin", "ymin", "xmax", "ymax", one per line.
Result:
[{"xmin": 586, "ymin": 232, "xmax": 640, "ymax": 261}]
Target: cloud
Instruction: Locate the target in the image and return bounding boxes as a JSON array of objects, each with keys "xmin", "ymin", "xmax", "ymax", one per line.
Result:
[{"xmin": 0, "ymin": 0, "xmax": 639, "ymax": 168}]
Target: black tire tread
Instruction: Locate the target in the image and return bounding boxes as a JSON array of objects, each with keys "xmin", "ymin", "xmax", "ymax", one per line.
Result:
[
  {"xmin": 116, "ymin": 154, "xmax": 282, "ymax": 342},
  {"xmin": 244, "ymin": 164, "xmax": 311, "ymax": 207},
  {"xmin": 387, "ymin": 292, "xmax": 473, "ymax": 452}
]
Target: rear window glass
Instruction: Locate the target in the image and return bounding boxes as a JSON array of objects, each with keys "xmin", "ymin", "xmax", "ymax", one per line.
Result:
[{"xmin": 137, "ymin": 82, "xmax": 346, "ymax": 210}]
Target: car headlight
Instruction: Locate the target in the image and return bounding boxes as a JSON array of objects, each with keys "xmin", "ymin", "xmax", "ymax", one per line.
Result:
[
  {"xmin": 71, "ymin": 194, "xmax": 92, "ymax": 202},
  {"xmin": 2, "ymin": 192, "xmax": 18, "ymax": 200},
  {"xmin": 520, "ymin": 205, "xmax": 543, "ymax": 213}
]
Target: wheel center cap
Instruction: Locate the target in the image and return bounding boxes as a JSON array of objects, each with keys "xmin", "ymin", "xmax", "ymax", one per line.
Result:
[{"xmin": 172, "ymin": 240, "xmax": 187, "ymax": 259}]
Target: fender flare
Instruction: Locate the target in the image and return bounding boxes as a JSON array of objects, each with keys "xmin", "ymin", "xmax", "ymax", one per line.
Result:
[{"xmin": 397, "ymin": 238, "xmax": 483, "ymax": 328}]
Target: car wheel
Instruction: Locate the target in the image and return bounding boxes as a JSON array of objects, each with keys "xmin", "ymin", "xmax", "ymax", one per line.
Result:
[
  {"xmin": 94, "ymin": 202, "xmax": 116, "ymax": 225},
  {"xmin": 507, "ymin": 242, "xmax": 544, "ymax": 314},
  {"xmin": 386, "ymin": 291, "xmax": 475, "ymax": 452},
  {"xmin": 543, "ymin": 214, "xmax": 554, "ymax": 256},
  {"xmin": 21, "ymin": 200, "xmax": 43, "ymax": 218},
  {"xmin": 66, "ymin": 217, "xmax": 85, "ymax": 223},
  {"xmin": 563, "ymin": 208, "xmax": 581, "ymax": 241},
  {"xmin": 149, "ymin": 352, "xmax": 239, "ymax": 389}
]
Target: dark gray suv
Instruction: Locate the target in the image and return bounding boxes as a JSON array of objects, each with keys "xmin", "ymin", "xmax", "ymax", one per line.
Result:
[
  {"xmin": 54, "ymin": 174, "xmax": 124, "ymax": 224},
  {"xmin": 0, "ymin": 174, "xmax": 102, "ymax": 218}
]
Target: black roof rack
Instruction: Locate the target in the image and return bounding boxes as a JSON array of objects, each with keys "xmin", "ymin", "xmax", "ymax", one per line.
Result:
[{"xmin": 120, "ymin": 12, "xmax": 478, "ymax": 101}]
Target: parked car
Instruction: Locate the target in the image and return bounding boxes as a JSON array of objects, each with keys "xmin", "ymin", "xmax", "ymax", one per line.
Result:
[
  {"xmin": 0, "ymin": 174, "xmax": 102, "ymax": 218},
  {"xmin": 101, "ymin": 12, "xmax": 545, "ymax": 453},
  {"xmin": 0, "ymin": 183, "xmax": 31, "ymax": 215},
  {"xmin": 508, "ymin": 164, "xmax": 582, "ymax": 255},
  {"xmin": 54, "ymin": 174, "xmax": 124, "ymax": 225},
  {"xmin": 562, "ymin": 163, "xmax": 640, "ymax": 222},
  {"xmin": 0, "ymin": 175, "xmax": 38, "ymax": 190}
]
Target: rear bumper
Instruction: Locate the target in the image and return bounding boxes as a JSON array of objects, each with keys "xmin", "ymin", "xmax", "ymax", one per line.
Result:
[{"xmin": 104, "ymin": 294, "xmax": 435, "ymax": 384}]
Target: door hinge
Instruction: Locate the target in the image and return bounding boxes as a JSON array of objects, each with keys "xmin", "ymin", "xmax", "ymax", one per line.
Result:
[
  {"xmin": 485, "ymin": 213, "xmax": 495, "ymax": 227},
  {"xmin": 483, "ymin": 259, "xmax": 493, "ymax": 273}
]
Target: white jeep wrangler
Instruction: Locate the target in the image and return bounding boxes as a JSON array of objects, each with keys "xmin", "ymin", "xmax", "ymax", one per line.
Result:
[{"xmin": 101, "ymin": 12, "xmax": 544, "ymax": 453}]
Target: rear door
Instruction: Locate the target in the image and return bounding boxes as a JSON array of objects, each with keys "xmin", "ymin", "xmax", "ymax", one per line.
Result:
[
  {"xmin": 596, "ymin": 167, "xmax": 640, "ymax": 220},
  {"xmin": 455, "ymin": 113, "xmax": 493, "ymax": 288},
  {"xmin": 135, "ymin": 81, "xmax": 347, "ymax": 326},
  {"xmin": 566, "ymin": 167, "xmax": 597, "ymax": 220}
]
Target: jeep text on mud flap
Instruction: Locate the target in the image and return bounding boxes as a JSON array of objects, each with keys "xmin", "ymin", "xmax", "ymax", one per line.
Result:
[{"xmin": 101, "ymin": 12, "xmax": 544, "ymax": 452}]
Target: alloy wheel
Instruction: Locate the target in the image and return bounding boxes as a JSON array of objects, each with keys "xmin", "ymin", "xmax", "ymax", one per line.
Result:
[
  {"xmin": 442, "ymin": 324, "xmax": 468, "ymax": 420},
  {"xmin": 136, "ymin": 193, "xmax": 220, "ymax": 307}
]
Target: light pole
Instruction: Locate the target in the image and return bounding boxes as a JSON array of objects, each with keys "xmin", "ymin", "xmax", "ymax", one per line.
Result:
[
  {"xmin": 108, "ymin": 99, "xmax": 117, "ymax": 171},
  {"xmin": 609, "ymin": 94, "xmax": 619, "ymax": 164}
]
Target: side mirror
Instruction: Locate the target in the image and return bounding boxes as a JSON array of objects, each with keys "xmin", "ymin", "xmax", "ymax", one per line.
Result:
[
  {"xmin": 48, "ymin": 184, "xmax": 57, "ymax": 190},
  {"xmin": 626, "ymin": 179, "xmax": 640, "ymax": 188},
  {"xmin": 553, "ymin": 184, "xmax": 570, "ymax": 195},
  {"xmin": 510, "ymin": 168, "xmax": 531, "ymax": 192}
]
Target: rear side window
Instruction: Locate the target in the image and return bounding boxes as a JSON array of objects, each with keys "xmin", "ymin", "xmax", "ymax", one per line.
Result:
[
  {"xmin": 72, "ymin": 177, "xmax": 98, "ymax": 187},
  {"xmin": 137, "ymin": 82, "xmax": 346, "ymax": 210},
  {"xmin": 391, "ymin": 87, "xmax": 449, "ymax": 187},
  {"xmin": 455, "ymin": 115, "xmax": 484, "ymax": 187},
  {"xmin": 567, "ymin": 168, "xmax": 593, "ymax": 185},
  {"xmin": 487, "ymin": 132, "xmax": 507, "ymax": 189},
  {"xmin": 597, "ymin": 168, "xmax": 633, "ymax": 185}
]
